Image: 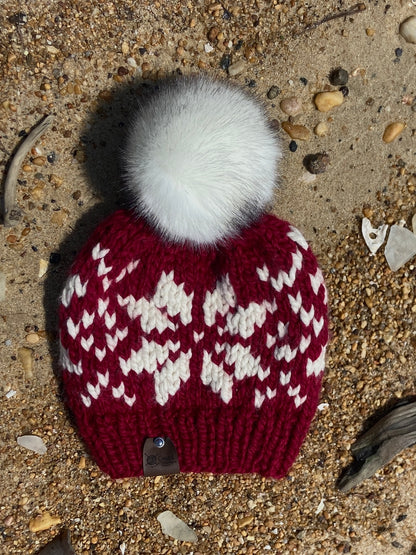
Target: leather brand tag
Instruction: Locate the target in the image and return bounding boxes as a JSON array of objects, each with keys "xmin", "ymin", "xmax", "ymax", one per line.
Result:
[{"xmin": 143, "ymin": 437, "xmax": 180, "ymax": 477}]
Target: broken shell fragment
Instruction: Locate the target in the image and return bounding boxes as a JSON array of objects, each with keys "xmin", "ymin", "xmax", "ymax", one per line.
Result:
[
  {"xmin": 157, "ymin": 511, "xmax": 197, "ymax": 542},
  {"xmin": 39, "ymin": 259, "xmax": 49, "ymax": 278},
  {"xmin": 385, "ymin": 224, "xmax": 416, "ymax": 271},
  {"xmin": 361, "ymin": 218, "xmax": 388, "ymax": 254},
  {"xmin": 17, "ymin": 435, "xmax": 47, "ymax": 454},
  {"xmin": 382, "ymin": 122, "xmax": 406, "ymax": 143}
]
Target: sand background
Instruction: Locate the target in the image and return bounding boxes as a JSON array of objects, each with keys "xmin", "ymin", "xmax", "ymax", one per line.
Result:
[{"xmin": 1, "ymin": 1, "xmax": 416, "ymax": 553}]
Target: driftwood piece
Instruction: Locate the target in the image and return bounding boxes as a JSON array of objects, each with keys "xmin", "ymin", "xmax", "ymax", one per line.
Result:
[
  {"xmin": 351, "ymin": 402, "xmax": 416, "ymax": 460},
  {"xmin": 2, "ymin": 114, "xmax": 53, "ymax": 227},
  {"xmin": 338, "ymin": 401, "xmax": 416, "ymax": 492}
]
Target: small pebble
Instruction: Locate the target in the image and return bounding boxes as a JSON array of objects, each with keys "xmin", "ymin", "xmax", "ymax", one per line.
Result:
[
  {"xmin": 281, "ymin": 122, "xmax": 310, "ymax": 141},
  {"xmin": 127, "ymin": 57, "xmax": 137, "ymax": 68},
  {"xmin": 220, "ymin": 54, "xmax": 231, "ymax": 70},
  {"xmin": 329, "ymin": 67, "xmax": 349, "ymax": 86},
  {"xmin": 314, "ymin": 91, "xmax": 344, "ymax": 112},
  {"xmin": 227, "ymin": 60, "xmax": 246, "ymax": 76},
  {"xmin": 9, "ymin": 12, "xmax": 27, "ymax": 25},
  {"xmin": 366, "ymin": 28, "xmax": 376, "ymax": 37},
  {"xmin": 400, "ymin": 16, "xmax": 416, "ymax": 44},
  {"xmin": 238, "ymin": 515, "xmax": 254, "ymax": 528},
  {"xmin": 339, "ymin": 86, "xmax": 349, "ymax": 97},
  {"xmin": 26, "ymin": 333, "xmax": 40, "ymax": 344},
  {"xmin": 4, "ymin": 515, "xmax": 14, "ymax": 526},
  {"xmin": 382, "ymin": 122, "xmax": 406, "ymax": 143},
  {"xmin": 280, "ymin": 97, "xmax": 302, "ymax": 116},
  {"xmin": 314, "ymin": 122, "xmax": 328, "ymax": 137},
  {"xmin": 50, "ymin": 211, "xmax": 68, "ymax": 226},
  {"xmin": 304, "ymin": 152, "xmax": 330, "ymax": 174},
  {"xmin": 29, "ymin": 512, "xmax": 61, "ymax": 533},
  {"xmin": 98, "ymin": 90, "xmax": 113, "ymax": 102},
  {"xmin": 289, "ymin": 140, "xmax": 298, "ymax": 152},
  {"xmin": 362, "ymin": 207, "xmax": 374, "ymax": 219},
  {"xmin": 207, "ymin": 26, "xmax": 219, "ymax": 42},
  {"xmin": 49, "ymin": 174, "xmax": 63, "ymax": 187},
  {"xmin": 267, "ymin": 85, "xmax": 280, "ymax": 100},
  {"xmin": 17, "ymin": 347, "xmax": 34, "ymax": 379},
  {"xmin": 47, "ymin": 151, "xmax": 56, "ymax": 163}
]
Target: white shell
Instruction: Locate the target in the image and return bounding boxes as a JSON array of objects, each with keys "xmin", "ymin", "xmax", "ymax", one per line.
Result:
[
  {"xmin": 157, "ymin": 511, "xmax": 197, "ymax": 542},
  {"xmin": 385, "ymin": 225, "xmax": 416, "ymax": 271},
  {"xmin": 17, "ymin": 435, "xmax": 47, "ymax": 454},
  {"xmin": 361, "ymin": 218, "xmax": 388, "ymax": 254}
]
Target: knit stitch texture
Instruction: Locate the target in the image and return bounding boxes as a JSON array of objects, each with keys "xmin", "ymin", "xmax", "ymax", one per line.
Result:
[{"xmin": 59, "ymin": 209, "xmax": 328, "ymax": 479}]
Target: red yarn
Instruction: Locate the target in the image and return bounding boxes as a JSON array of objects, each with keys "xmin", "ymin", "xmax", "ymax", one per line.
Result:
[{"xmin": 59, "ymin": 210, "xmax": 328, "ymax": 479}]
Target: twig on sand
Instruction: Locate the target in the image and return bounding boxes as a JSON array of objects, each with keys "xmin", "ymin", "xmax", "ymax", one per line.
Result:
[{"xmin": 302, "ymin": 3, "xmax": 366, "ymax": 34}]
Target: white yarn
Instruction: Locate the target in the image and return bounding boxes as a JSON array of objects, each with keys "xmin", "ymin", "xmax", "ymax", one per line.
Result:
[{"xmin": 124, "ymin": 75, "xmax": 281, "ymax": 245}]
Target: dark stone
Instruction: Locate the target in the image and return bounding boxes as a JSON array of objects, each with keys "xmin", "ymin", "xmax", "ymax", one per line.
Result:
[
  {"xmin": 47, "ymin": 151, "xmax": 56, "ymax": 164},
  {"xmin": 267, "ymin": 85, "xmax": 280, "ymax": 100},
  {"xmin": 329, "ymin": 67, "xmax": 349, "ymax": 86},
  {"xmin": 220, "ymin": 54, "xmax": 231, "ymax": 71},
  {"xmin": 8, "ymin": 12, "xmax": 27, "ymax": 25},
  {"xmin": 303, "ymin": 152, "xmax": 330, "ymax": 174}
]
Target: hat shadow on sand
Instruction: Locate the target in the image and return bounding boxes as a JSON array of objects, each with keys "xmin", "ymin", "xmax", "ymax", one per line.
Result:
[{"xmin": 43, "ymin": 78, "xmax": 160, "ymax": 381}]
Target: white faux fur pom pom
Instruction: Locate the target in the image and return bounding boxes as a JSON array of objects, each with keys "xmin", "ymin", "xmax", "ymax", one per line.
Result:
[{"xmin": 125, "ymin": 76, "xmax": 281, "ymax": 245}]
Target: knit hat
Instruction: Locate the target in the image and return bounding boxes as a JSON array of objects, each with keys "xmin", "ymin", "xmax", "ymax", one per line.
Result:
[{"xmin": 59, "ymin": 76, "xmax": 328, "ymax": 479}]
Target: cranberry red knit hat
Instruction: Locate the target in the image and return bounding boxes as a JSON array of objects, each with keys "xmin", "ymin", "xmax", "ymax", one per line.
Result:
[{"xmin": 59, "ymin": 76, "xmax": 328, "ymax": 479}]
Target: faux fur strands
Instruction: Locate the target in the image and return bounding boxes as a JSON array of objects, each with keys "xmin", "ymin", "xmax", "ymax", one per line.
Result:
[{"xmin": 124, "ymin": 76, "xmax": 281, "ymax": 245}]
